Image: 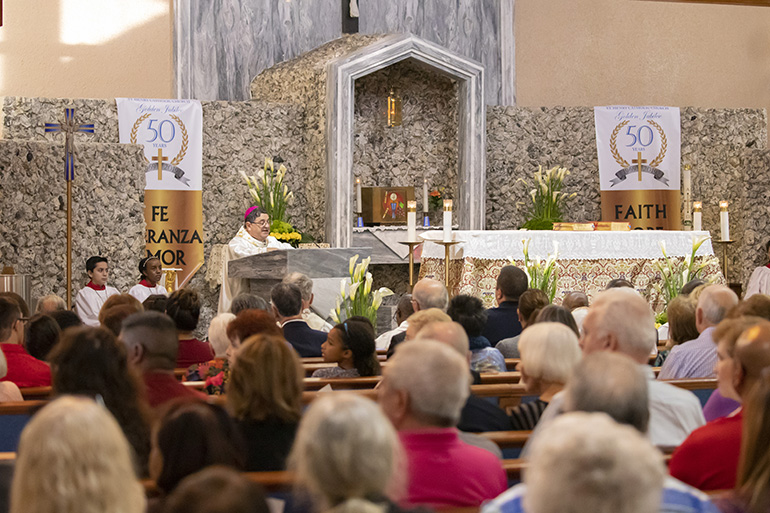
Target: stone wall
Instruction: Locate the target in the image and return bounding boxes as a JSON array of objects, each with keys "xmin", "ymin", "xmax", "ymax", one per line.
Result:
[
  {"xmin": 353, "ymin": 59, "xmax": 458, "ymax": 206},
  {"xmin": 2, "ymin": 96, "xmax": 307, "ymax": 333},
  {"xmin": 486, "ymin": 105, "xmax": 768, "ymax": 290},
  {"xmin": 0, "ymin": 140, "xmax": 145, "ymax": 303}
]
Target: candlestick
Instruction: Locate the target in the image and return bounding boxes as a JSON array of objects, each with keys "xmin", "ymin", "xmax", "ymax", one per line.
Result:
[
  {"xmin": 423, "ymin": 177, "xmax": 429, "ymax": 213},
  {"xmin": 720, "ymin": 201, "xmax": 729, "ymax": 241},
  {"xmin": 443, "ymin": 199, "xmax": 453, "ymax": 242},
  {"xmin": 682, "ymin": 164, "xmax": 692, "ymax": 230},
  {"xmin": 355, "ymin": 177, "xmax": 362, "ymax": 213},
  {"xmin": 407, "ymin": 201, "xmax": 417, "ymax": 242},
  {"xmin": 693, "ymin": 202, "xmax": 702, "ymax": 231}
]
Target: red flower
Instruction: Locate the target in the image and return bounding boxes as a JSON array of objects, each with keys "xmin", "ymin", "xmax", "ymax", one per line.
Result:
[{"xmin": 205, "ymin": 371, "xmax": 225, "ymax": 387}]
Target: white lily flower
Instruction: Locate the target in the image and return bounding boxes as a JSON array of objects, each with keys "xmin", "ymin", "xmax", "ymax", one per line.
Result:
[
  {"xmin": 353, "ymin": 263, "xmax": 364, "ymax": 283},
  {"xmin": 522, "ymin": 238, "xmax": 531, "ymax": 259},
  {"xmin": 286, "ymin": 191, "xmax": 294, "ymax": 200},
  {"xmin": 530, "ymin": 190, "xmax": 537, "ymax": 202},
  {"xmin": 552, "ymin": 240, "xmax": 560, "ymax": 258},
  {"xmin": 256, "ymin": 170, "xmax": 265, "ymax": 183},
  {"xmin": 684, "ymin": 254, "xmax": 692, "ymax": 269},
  {"xmin": 659, "ymin": 240, "xmax": 667, "ymax": 257},
  {"xmin": 340, "ymin": 278, "xmax": 347, "ymax": 299},
  {"xmin": 330, "ymin": 308, "xmax": 339, "ymax": 323},
  {"xmin": 240, "ymin": 170, "xmax": 251, "ymax": 186},
  {"xmin": 364, "ymin": 272, "xmax": 373, "ymax": 295},
  {"xmin": 552, "ymin": 191, "xmax": 559, "ymax": 202},
  {"xmin": 372, "ymin": 290, "xmax": 384, "ymax": 310},
  {"xmin": 249, "ymin": 190, "xmax": 260, "ymax": 203},
  {"xmin": 265, "ymin": 157, "xmax": 274, "ymax": 170},
  {"xmin": 349, "ymin": 281, "xmax": 361, "ymax": 301},
  {"xmin": 692, "ymin": 234, "xmax": 711, "ymax": 254},
  {"xmin": 360, "ymin": 256, "xmax": 372, "ymax": 277},
  {"xmin": 349, "ymin": 255, "xmax": 359, "ymax": 276}
]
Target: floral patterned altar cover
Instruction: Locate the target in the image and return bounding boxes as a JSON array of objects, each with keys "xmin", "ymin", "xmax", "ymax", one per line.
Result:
[{"xmin": 419, "ymin": 230, "xmax": 724, "ymax": 310}]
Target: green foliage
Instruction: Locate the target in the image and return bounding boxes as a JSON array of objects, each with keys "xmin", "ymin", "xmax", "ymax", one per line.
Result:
[
  {"xmin": 654, "ymin": 235, "xmax": 718, "ymax": 305},
  {"xmin": 517, "ymin": 238, "xmax": 559, "ymax": 302},
  {"xmin": 518, "ymin": 165, "xmax": 576, "ymax": 229}
]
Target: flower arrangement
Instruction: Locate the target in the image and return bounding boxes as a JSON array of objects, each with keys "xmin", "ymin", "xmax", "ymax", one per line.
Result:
[
  {"xmin": 428, "ymin": 187, "xmax": 445, "ymax": 211},
  {"xmin": 518, "ymin": 165, "xmax": 577, "ymax": 230},
  {"xmin": 514, "ymin": 238, "xmax": 559, "ymax": 302},
  {"xmin": 271, "ymin": 230, "xmax": 303, "ymax": 248},
  {"xmin": 331, "ymin": 254, "xmax": 394, "ymax": 327},
  {"xmin": 654, "ymin": 234, "xmax": 716, "ymax": 305},
  {"xmin": 241, "ymin": 157, "xmax": 294, "ymax": 232}
]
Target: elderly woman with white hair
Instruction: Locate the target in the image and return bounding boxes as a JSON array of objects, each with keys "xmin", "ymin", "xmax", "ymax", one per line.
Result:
[
  {"xmin": 509, "ymin": 322, "xmax": 581, "ymax": 430},
  {"xmin": 10, "ymin": 396, "xmax": 146, "ymax": 513},
  {"xmin": 289, "ymin": 393, "xmax": 404, "ymax": 513}
]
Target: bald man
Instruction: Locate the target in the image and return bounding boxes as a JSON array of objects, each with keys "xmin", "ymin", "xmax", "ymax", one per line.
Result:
[
  {"xmin": 659, "ymin": 285, "xmax": 739, "ymax": 380},
  {"xmin": 670, "ymin": 320, "xmax": 770, "ymax": 490}
]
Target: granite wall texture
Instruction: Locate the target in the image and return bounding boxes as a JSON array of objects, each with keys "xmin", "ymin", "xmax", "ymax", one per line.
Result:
[
  {"xmin": 2, "ymin": 96, "xmax": 307, "ymax": 334},
  {"xmin": 486, "ymin": 105, "xmax": 768, "ymax": 289},
  {"xmin": 353, "ymin": 59, "xmax": 459, "ymax": 207},
  {"xmin": 2, "ymin": 94, "xmax": 767, "ymax": 332},
  {"xmin": 0, "ymin": 140, "xmax": 145, "ymax": 303}
]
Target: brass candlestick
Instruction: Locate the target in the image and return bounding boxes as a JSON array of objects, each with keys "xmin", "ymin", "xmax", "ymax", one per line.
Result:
[
  {"xmin": 397, "ymin": 241, "xmax": 422, "ymax": 290},
  {"xmin": 433, "ymin": 240, "xmax": 462, "ymax": 296},
  {"xmin": 714, "ymin": 240, "xmax": 735, "ymax": 284}
]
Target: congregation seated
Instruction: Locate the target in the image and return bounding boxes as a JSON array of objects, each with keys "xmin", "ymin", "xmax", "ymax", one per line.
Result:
[
  {"xmin": 488, "ymin": 352, "xmax": 716, "ymax": 513},
  {"xmin": 387, "ymin": 277, "xmax": 449, "ymax": 357},
  {"xmin": 229, "ymin": 293, "xmax": 268, "ymax": 315},
  {"xmin": 98, "ymin": 293, "xmax": 144, "ymax": 337},
  {"xmin": 0, "ymin": 297, "xmax": 51, "ymax": 388},
  {"xmin": 227, "ymin": 334, "xmax": 302, "ymax": 471},
  {"xmin": 655, "ymin": 294, "xmax": 699, "ymax": 367},
  {"xmin": 378, "ymin": 340, "xmax": 507, "ymax": 508},
  {"xmin": 33, "ymin": 293, "xmax": 66, "ymax": 315},
  {"xmin": 24, "ymin": 313, "xmax": 61, "ymax": 362},
  {"xmin": 562, "ymin": 291, "xmax": 589, "ymax": 334},
  {"xmin": 283, "ymin": 272, "xmax": 333, "ymax": 332},
  {"xmin": 185, "ymin": 312, "xmax": 235, "ymax": 394},
  {"xmin": 714, "ymin": 366, "xmax": 770, "ymax": 513},
  {"xmin": 48, "ymin": 326, "xmax": 152, "ymax": 476},
  {"xmin": 150, "ymin": 399, "xmax": 246, "ymax": 513},
  {"xmin": 509, "ymin": 322, "xmax": 581, "ymax": 430},
  {"xmin": 525, "ymin": 287, "xmax": 704, "ymax": 452},
  {"xmin": 375, "ymin": 293, "xmax": 413, "ymax": 350},
  {"xmin": 290, "ymin": 393, "xmax": 411, "ymax": 513},
  {"xmin": 0, "ymin": 292, "xmax": 30, "ymax": 319},
  {"xmin": 532, "ymin": 304, "xmax": 579, "ymax": 337},
  {"xmin": 482, "ymin": 265, "xmax": 528, "ymax": 345},
  {"xmin": 496, "ymin": 288, "xmax": 549, "ymax": 358},
  {"xmin": 272, "ymin": 282, "xmax": 325, "ymax": 357},
  {"xmin": 166, "ymin": 288, "xmax": 215, "ymax": 368},
  {"xmin": 49, "ymin": 309, "xmax": 83, "ymax": 333},
  {"xmin": 163, "ymin": 466, "xmax": 269, "ymax": 513},
  {"xmin": 416, "ymin": 321, "xmax": 511, "ymax": 433},
  {"xmin": 10, "ymin": 396, "xmax": 146, "ymax": 513},
  {"xmin": 120, "ymin": 311, "xmax": 205, "ymax": 408},
  {"xmin": 312, "ymin": 317, "xmax": 381, "ymax": 378},
  {"xmin": 659, "ymin": 284, "xmax": 738, "ymax": 380},
  {"xmin": 484, "ymin": 412, "xmax": 666, "ymax": 513},
  {"xmin": 143, "ymin": 294, "xmax": 168, "ymax": 313},
  {"xmin": 670, "ymin": 319, "xmax": 770, "ymax": 491},
  {"xmin": 448, "ymin": 294, "xmax": 506, "ymax": 373}
]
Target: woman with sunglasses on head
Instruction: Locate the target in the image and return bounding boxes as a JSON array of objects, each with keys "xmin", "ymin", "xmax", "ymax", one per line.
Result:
[{"xmin": 312, "ymin": 316, "xmax": 381, "ymax": 378}]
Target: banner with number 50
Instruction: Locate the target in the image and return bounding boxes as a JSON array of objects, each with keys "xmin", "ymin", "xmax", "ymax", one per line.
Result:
[{"xmin": 116, "ymin": 98, "xmax": 204, "ymax": 289}]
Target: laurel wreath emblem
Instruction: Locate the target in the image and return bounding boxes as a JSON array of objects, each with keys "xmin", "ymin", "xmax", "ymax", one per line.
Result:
[
  {"xmin": 129, "ymin": 113, "xmax": 188, "ymax": 166},
  {"xmin": 609, "ymin": 120, "xmax": 630, "ymax": 167},
  {"xmin": 609, "ymin": 119, "xmax": 667, "ymax": 169}
]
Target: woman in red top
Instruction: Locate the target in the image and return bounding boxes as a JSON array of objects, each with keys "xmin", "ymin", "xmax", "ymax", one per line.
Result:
[{"xmin": 165, "ymin": 288, "xmax": 213, "ymax": 368}]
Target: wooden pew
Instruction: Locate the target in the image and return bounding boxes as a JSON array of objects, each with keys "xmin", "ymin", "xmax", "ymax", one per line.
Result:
[{"xmin": 19, "ymin": 387, "xmax": 53, "ymax": 400}]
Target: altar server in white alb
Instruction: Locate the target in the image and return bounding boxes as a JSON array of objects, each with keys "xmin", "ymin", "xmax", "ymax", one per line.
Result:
[
  {"xmin": 219, "ymin": 206, "xmax": 293, "ymax": 313},
  {"xmin": 74, "ymin": 256, "xmax": 120, "ymax": 326},
  {"xmin": 128, "ymin": 256, "xmax": 168, "ymax": 304}
]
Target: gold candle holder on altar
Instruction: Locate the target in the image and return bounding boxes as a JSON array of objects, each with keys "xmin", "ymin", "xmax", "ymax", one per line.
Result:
[{"xmin": 433, "ymin": 239, "xmax": 462, "ymax": 296}]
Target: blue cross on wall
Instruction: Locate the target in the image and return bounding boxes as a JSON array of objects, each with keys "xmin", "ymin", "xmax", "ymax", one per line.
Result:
[{"xmin": 44, "ymin": 108, "xmax": 95, "ymax": 181}]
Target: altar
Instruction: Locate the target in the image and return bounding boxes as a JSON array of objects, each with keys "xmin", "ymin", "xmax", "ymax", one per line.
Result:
[{"xmin": 419, "ymin": 230, "xmax": 725, "ymax": 309}]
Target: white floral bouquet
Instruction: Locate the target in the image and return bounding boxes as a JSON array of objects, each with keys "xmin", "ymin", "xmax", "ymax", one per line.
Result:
[
  {"xmin": 240, "ymin": 157, "xmax": 293, "ymax": 228},
  {"xmin": 514, "ymin": 238, "xmax": 559, "ymax": 302},
  {"xmin": 518, "ymin": 165, "xmax": 577, "ymax": 230},
  {"xmin": 655, "ymin": 234, "xmax": 716, "ymax": 305},
  {"xmin": 331, "ymin": 255, "xmax": 394, "ymax": 327}
]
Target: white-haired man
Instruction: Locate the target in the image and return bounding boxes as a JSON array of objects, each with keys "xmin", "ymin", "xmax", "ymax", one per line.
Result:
[
  {"xmin": 658, "ymin": 284, "xmax": 738, "ymax": 379},
  {"xmin": 387, "ymin": 278, "xmax": 449, "ymax": 357},
  {"xmin": 378, "ymin": 340, "xmax": 507, "ymax": 508},
  {"xmin": 526, "ymin": 288, "xmax": 705, "ymax": 452},
  {"xmin": 485, "ymin": 352, "xmax": 720, "ymax": 513},
  {"xmin": 282, "ymin": 272, "xmax": 332, "ymax": 332}
]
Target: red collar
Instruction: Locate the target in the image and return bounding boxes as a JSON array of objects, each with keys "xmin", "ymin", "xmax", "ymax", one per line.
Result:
[
  {"xmin": 85, "ymin": 281, "xmax": 106, "ymax": 291},
  {"xmin": 139, "ymin": 279, "xmax": 157, "ymax": 288}
]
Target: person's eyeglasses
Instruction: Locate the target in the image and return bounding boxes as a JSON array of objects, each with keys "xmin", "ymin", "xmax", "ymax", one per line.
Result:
[{"xmin": 250, "ymin": 219, "xmax": 270, "ymax": 228}]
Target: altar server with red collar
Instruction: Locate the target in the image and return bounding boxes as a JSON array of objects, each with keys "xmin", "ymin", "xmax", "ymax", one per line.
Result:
[
  {"xmin": 74, "ymin": 256, "xmax": 119, "ymax": 327},
  {"xmin": 128, "ymin": 256, "xmax": 167, "ymax": 303}
]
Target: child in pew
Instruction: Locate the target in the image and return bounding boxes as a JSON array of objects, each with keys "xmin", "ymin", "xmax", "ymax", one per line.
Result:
[
  {"xmin": 74, "ymin": 255, "xmax": 119, "ymax": 327},
  {"xmin": 128, "ymin": 255, "xmax": 168, "ymax": 303},
  {"xmin": 312, "ymin": 316, "xmax": 381, "ymax": 378}
]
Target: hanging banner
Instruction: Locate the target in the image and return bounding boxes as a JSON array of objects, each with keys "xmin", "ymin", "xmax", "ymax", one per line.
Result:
[
  {"xmin": 595, "ymin": 106, "xmax": 681, "ymax": 230},
  {"xmin": 116, "ymin": 98, "xmax": 204, "ymax": 288}
]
